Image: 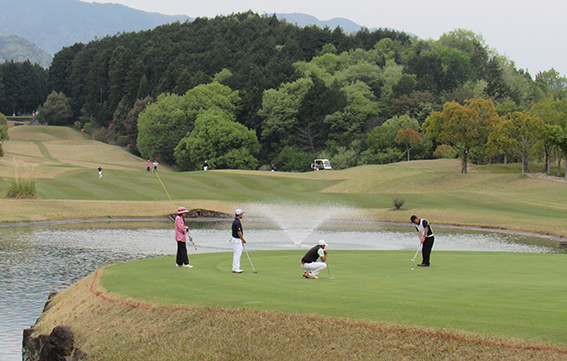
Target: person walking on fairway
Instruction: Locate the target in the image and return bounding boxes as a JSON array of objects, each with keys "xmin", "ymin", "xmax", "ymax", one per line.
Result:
[
  {"xmin": 97, "ymin": 166, "xmax": 103, "ymax": 178},
  {"xmin": 153, "ymin": 160, "xmax": 159, "ymax": 173},
  {"xmin": 146, "ymin": 159, "xmax": 151, "ymax": 172},
  {"xmin": 411, "ymin": 215, "xmax": 434, "ymax": 267},
  {"xmin": 301, "ymin": 240, "xmax": 328, "ymax": 279},
  {"xmin": 231, "ymin": 208, "xmax": 247, "ymax": 273},
  {"xmin": 175, "ymin": 206, "xmax": 193, "ymax": 268}
]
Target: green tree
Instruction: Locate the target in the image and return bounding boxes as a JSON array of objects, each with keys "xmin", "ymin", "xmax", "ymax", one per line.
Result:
[
  {"xmin": 174, "ymin": 108, "xmax": 259, "ymax": 170},
  {"xmin": 42, "ymin": 91, "xmax": 74, "ymax": 125},
  {"xmin": 423, "ymin": 98, "xmax": 501, "ymax": 173},
  {"xmin": 137, "ymin": 82, "xmax": 240, "ymax": 164},
  {"xmin": 395, "ymin": 128, "xmax": 422, "ymax": 161},
  {"xmin": 488, "ymin": 111, "xmax": 544, "ymax": 175},
  {"xmin": 325, "ymin": 81, "xmax": 380, "ymax": 147},
  {"xmin": 529, "ymin": 98, "xmax": 567, "ymax": 173},
  {"xmin": 274, "ymin": 146, "xmax": 313, "ymax": 172},
  {"xmin": 536, "ymin": 68, "xmax": 567, "ymax": 99},
  {"xmin": 0, "ymin": 112, "xmax": 8, "ymax": 157},
  {"xmin": 259, "ymin": 77, "xmax": 313, "ymax": 152}
]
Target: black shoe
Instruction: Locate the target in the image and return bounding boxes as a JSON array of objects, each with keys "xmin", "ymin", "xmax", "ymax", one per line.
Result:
[{"xmin": 417, "ymin": 263, "xmax": 430, "ymax": 267}]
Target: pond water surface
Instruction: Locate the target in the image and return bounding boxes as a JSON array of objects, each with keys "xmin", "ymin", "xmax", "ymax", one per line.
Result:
[{"xmin": 0, "ymin": 219, "xmax": 563, "ymax": 360}]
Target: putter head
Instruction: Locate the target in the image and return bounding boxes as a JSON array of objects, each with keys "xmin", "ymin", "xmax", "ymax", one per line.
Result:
[
  {"xmin": 329, "ymin": 277, "xmax": 334, "ymax": 279},
  {"xmin": 411, "ymin": 259, "xmax": 415, "ymax": 262}
]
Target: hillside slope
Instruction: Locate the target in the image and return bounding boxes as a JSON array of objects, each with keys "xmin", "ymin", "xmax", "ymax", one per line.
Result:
[
  {"xmin": 1, "ymin": 125, "xmax": 566, "ymax": 240},
  {"xmin": 0, "ymin": 34, "xmax": 52, "ymax": 67}
]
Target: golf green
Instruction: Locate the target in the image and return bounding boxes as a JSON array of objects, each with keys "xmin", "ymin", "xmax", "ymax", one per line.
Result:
[{"xmin": 101, "ymin": 250, "xmax": 567, "ymax": 344}]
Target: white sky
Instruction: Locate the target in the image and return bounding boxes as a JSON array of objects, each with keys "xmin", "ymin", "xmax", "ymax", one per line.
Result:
[{"xmin": 88, "ymin": 0, "xmax": 566, "ymax": 77}]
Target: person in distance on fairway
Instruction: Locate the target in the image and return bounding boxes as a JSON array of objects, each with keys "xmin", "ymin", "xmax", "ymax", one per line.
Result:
[
  {"xmin": 231, "ymin": 208, "xmax": 247, "ymax": 273},
  {"xmin": 97, "ymin": 166, "xmax": 102, "ymax": 178},
  {"xmin": 175, "ymin": 206, "xmax": 193, "ymax": 268},
  {"xmin": 146, "ymin": 159, "xmax": 151, "ymax": 172},
  {"xmin": 301, "ymin": 240, "xmax": 328, "ymax": 279},
  {"xmin": 411, "ymin": 215, "xmax": 434, "ymax": 267}
]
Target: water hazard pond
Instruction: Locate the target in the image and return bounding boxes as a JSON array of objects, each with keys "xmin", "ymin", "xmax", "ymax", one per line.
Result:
[{"xmin": 0, "ymin": 218, "xmax": 564, "ymax": 360}]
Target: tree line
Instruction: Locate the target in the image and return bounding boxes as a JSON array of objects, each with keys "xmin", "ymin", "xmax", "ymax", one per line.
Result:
[{"xmin": 1, "ymin": 11, "xmax": 566, "ymax": 174}]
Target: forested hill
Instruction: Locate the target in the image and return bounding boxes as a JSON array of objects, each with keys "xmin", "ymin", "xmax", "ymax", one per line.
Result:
[
  {"xmin": 0, "ymin": 34, "xmax": 52, "ymax": 67},
  {"xmin": 0, "ymin": 0, "xmax": 190, "ymax": 56},
  {"xmin": 8, "ymin": 11, "xmax": 565, "ymax": 174}
]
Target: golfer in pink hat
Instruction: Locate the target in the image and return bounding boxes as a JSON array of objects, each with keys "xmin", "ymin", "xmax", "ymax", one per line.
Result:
[{"xmin": 175, "ymin": 206, "xmax": 193, "ymax": 268}]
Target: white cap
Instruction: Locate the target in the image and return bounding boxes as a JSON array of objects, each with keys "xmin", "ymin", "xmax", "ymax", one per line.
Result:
[
  {"xmin": 235, "ymin": 208, "xmax": 245, "ymax": 215},
  {"xmin": 318, "ymin": 239, "xmax": 328, "ymax": 247}
]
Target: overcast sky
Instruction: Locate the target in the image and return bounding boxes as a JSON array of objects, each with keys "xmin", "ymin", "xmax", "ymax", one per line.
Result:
[{"xmin": 87, "ymin": 0, "xmax": 566, "ymax": 77}]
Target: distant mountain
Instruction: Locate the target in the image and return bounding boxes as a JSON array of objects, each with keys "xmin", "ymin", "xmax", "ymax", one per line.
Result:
[
  {"xmin": 0, "ymin": 34, "xmax": 52, "ymax": 67},
  {"xmin": 276, "ymin": 13, "xmax": 365, "ymax": 33},
  {"xmin": 0, "ymin": 0, "xmax": 190, "ymax": 56},
  {"xmin": 276, "ymin": 13, "xmax": 416, "ymax": 37}
]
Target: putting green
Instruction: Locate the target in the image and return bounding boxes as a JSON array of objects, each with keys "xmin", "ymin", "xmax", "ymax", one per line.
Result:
[{"xmin": 101, "ymin": 250, "xmax": 567, "ymax": 344}]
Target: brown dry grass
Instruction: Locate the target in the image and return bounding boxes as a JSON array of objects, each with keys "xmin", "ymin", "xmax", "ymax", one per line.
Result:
[
  {"xmin": 33, "ymin": 268, "xmax": 567, "ymax": 361},
  {"xmin": 0, "ymin": 199, "xmax": 234, "ymax": 223}
]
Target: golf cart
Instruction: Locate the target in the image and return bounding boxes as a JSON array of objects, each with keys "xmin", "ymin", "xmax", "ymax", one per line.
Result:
[{"xmin": 311, "ymin": 158, "xmax": 332, "ymax": 170}]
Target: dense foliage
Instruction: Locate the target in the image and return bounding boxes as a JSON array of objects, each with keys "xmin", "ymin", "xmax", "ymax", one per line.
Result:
[
  {"xmin": 2, "ymin": 11, "xmax": 567, "ymax": 173},
  {"xmin": 0, "ymin": 60, "xmax": 48, "ymax": 116}
]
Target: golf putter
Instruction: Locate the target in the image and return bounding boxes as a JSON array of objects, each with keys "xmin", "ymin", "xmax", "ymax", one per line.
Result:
[
  {"xmin": 243, "ymin": 244, "xmax": 257, "ymax": 273},
  {"xmin": 326, "ymin": 263, "xmax": 334, "ymax": 279},
  {"xmin": 411, "ymin": 226, "xmax": 421, "ymax": 262}
]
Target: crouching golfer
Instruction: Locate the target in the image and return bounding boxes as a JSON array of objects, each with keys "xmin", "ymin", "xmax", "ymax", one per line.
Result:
[
  {"xmin": 175, "ymin": 206, "xmax": 193, "ymax": 268},
  {"xmin": 411, "ymin": 215, "xmax": 434, "ymax": 267},
  {"xmin": 301, "ymin": 240, "xmax": 328, "ymax": 279},
  {"xmin": 231, "ymin": 208, "xmax": 246, "ymax": 273}
]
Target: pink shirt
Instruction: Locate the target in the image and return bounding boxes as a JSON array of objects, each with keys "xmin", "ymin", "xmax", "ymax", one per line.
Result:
[{"xmin": 175, "ymin": 215, "xmax": 188, "ymax": 242}]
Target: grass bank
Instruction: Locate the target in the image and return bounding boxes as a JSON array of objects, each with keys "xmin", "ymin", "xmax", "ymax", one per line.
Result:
[{"xmin": 34, "ymin": 251, "xmax": 567, "ymax": 360}]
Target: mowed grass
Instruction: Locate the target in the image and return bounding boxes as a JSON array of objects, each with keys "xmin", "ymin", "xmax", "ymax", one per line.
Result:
[{"xmin": 100, "ymin": 250, "xmax": 567, "ymax": 345}]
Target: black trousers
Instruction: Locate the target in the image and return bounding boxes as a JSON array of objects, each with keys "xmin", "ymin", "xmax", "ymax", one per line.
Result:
[
  {"xmin": 422, "ymin": 236, "xmax": 434, "ymax": 265},
  {"xmin": 176, "ymin": 241, "xmax": 189, "ymax": 265}
]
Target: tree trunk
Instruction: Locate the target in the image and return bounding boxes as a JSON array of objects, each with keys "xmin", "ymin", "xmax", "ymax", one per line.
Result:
[
  {"xmin": 461, "ymin": 146, "xmax": 468, "ymax": 174},
  {"xmin": 545, "ymin": 148, "xmax": 550, "ymax": 174},
  {"xmin": 504, "ymin": 154, "xmax": 508, "ymax": 166},
  {"xmin": 557, "ymin": 153, "xmax": 562, "ymax": 177}
]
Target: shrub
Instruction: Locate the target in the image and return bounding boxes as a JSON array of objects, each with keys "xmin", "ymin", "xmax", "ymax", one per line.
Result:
[
  {"xmin": 330, "ymin": 147, "xmax": 358, "ymax": 169},
  {"xmin": 6, "ymin": 177, "xmax": 38, "ymax": 199},
  {"xmin": 392, "ymin": 196, "xmax": 405, "ymax": 210},
  {"xmin": 276, "ymin": 146, "xmax": 312, "ymax": 172},
  {"xmin": 433, "ymin": 144, "xmax": 457, "ymax": 159},
  {"xmin": 91, "ymin": 127, "xmax": 116, "ymax": 145}
]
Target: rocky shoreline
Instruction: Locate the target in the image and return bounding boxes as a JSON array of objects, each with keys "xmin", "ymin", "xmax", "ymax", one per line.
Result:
[{"xmin": 22, "ymin": 293, "xmax": 87, "ymax": 361}]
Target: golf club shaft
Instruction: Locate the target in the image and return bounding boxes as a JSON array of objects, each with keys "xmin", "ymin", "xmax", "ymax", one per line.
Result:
[
  {"xmin": 326, "ymin": 263, "xmax": 333, "ymax": 279},
  {"xmin": 412, "ymin": 243, "xmax": 421, "ymax": 261},
  {"xmin": 243, "ymin": 244, "xmax": 257, "ymax": 272},
  {"xmin": 411, "ymin": 226, "xmax": 422, "ymax": 261}
]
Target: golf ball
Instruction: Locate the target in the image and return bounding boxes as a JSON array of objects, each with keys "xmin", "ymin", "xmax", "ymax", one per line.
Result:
[{"xmin": 411, "ymin": 268, "xmax": 414, "ymax": 270}]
